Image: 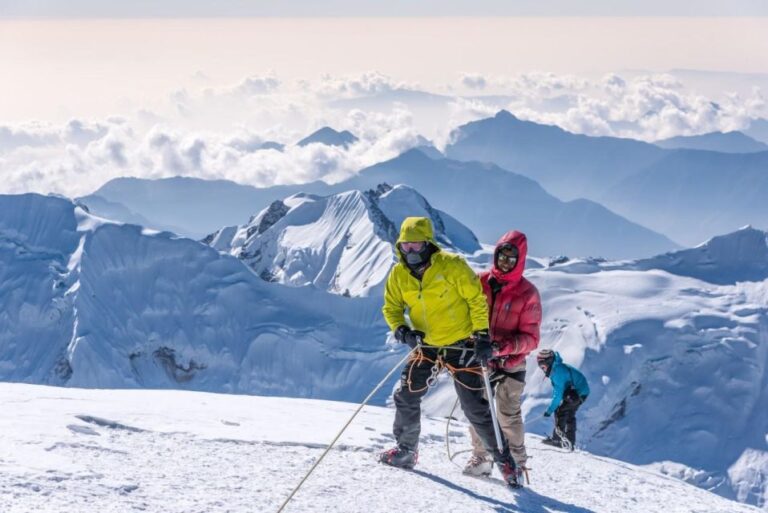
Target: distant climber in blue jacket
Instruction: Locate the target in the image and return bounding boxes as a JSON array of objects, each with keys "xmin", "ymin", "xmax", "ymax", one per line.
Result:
[{"xmin": 537, "ymin": 349, "xmax": 590, "ymax": 450}]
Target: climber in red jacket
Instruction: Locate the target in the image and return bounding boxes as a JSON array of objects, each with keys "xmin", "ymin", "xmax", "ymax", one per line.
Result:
[{"xmin": 463, "ymin": 230, "xmax": 542, "ymax": 479}]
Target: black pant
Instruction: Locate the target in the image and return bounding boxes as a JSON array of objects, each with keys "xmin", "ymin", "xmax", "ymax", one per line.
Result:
[
  {"xmin": 392, "ymin": 346, "xmax": 511, "ymax": 463},
  {"xmin": 552, "ymin": 389, "xmax": 586, "ymax": 445}
]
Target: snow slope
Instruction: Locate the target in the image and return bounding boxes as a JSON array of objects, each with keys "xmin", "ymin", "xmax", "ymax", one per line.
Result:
[
  {"xmin": 415, "ymin": 227, "xmax": 768, "ymax": 509},
  {"xmin": 2, "ymin": 193, "xmax": 767, "ymax": 509},
  {"xmin": 0, "ymin": 383, "xmax": 759, "ymax": 513},
  {"xmin": 547, "ymin": 226, "xmax": 768, "ymax": 285},
  {"xmin": 205, "ymin": 184, "xmax": 480, "ymax": 297},
  {"xmin": 0, "ymin": 193, "xmax": 400, "ymax": 402}
]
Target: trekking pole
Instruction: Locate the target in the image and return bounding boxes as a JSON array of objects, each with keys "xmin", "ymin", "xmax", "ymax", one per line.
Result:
[
  {"xmin": 480, "ymin": 363, "xmax": 504, "ymax": 453},
  {"xmin": 275, "ymin": 344, "xmax": 417, "ymax": 513}
]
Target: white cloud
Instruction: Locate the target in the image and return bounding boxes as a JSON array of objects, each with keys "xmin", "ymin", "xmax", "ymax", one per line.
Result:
[
  {"xmin": 460, "ymin": 73, "xmax": 487, "ymax": 90},
  {"xmin": 232, "ymin": 74, "xmax": 281, "ymax": 96},
  {"xmin": 3, "ymin": 69, "xmax": 766, "ymax": 197},
  {"xmin": 0, "ymin": 123, "xmax": 60, "ymax": 152},
  {"xmin": 309, "ymin": 71, "xmax": 404, "ymax": 99}
]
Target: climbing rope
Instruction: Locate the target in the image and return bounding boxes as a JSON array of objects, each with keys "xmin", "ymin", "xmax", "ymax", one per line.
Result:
[
  {"xmin": 553, "ymin": 422, "xmax": 573, "ymax": 451},
  {"xmin": 445, "ymin": 396, "xmax": 472, "ymax": 468},
  {"xmin": 274, "ymin": 346, "xmax": 417, "ymax": 513},
  {"xmin": 445, "ymin": 380, "xmax": 531, "ymax": 485}
]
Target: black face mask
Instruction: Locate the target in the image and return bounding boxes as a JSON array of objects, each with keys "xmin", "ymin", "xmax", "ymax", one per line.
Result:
[
  {"xmin": 405, "ymin": 248, "xmax": 429, "ymax": 267},
  {"xmin": 401, "ymin": 243, "xmax": 433, "ymax": 269}
]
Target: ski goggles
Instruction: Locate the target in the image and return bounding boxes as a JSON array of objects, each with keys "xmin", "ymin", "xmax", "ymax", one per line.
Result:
[
  {"xmin": 497, "ymin": 253, "xmax": 518, "ymax": 263},
  {"xmin": 399, "ymin": 241, "xmax": 427, "ymax": 253}
]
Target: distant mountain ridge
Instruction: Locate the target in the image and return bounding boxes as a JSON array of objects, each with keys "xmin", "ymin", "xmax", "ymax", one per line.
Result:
[
  {"xmin": 445, "ymin": 110, "xmax": 667, "ymax": 200},
  {"xmin": 654, "ymin": 131, "xmax": 768, "ymax": 153},
  {"xmin": 445, "ymin": 110, "xmax": 768, "ymax": 245},
  {"xmin": 81, "ymin": 151, "xmax": 679, "ymax": 259},
  {"xmin": 79, "ymin": 176, "xmax": 329, "ymax": 239},
  {"xmin": 601, "ymin": 149, "xmax": 768, "ymax": 245},
  {"xmin": 339, "ymin": 150, "xmax": 678, "ymax": 258}
]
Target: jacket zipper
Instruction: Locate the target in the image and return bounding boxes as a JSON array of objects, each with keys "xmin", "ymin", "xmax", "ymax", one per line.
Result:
[{"xmin": 418, "ymin": 281, "xmax": 431, "ymax": 342}]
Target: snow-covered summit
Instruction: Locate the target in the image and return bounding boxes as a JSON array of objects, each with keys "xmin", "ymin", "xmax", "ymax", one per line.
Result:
[
  {"xmin": 296, "ymin": 126, "xmax": 358, "ymax": 148},
  {"xmin": 205, "ymin": 184, "xmax": 480, "ymax": 297}
]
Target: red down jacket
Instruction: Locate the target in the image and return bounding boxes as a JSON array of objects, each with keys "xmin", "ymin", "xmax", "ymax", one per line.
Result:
[{"xmin": 479, "ymin": 230, "xmax": 542, "ymax": 372}]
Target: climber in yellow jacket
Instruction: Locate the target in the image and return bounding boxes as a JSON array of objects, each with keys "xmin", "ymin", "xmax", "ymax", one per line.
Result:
[{"xmin": 379, "ymin": 217, "xmax": 521, "ymax": 487}]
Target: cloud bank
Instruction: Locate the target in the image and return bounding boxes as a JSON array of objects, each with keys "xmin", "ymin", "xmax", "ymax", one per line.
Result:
[{"xmin": 1, "ymin": 70, "xmax": 765, "ymax": 197}]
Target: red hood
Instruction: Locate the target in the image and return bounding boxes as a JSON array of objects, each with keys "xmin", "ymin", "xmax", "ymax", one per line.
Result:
[{"xmin": 490, "ymin": 230, "xmax": 528, "ymax": 284}]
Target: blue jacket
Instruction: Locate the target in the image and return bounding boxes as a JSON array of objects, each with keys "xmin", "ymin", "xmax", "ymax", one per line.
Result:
[{"xmin": 545, "ymin": 352, "xmax": 590, "ymax": 416}]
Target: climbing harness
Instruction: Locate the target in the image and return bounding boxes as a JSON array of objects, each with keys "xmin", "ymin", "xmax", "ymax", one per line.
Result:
[{"xmin": 405, "ymin": 343, "xmax": 485, "ymax": 394}]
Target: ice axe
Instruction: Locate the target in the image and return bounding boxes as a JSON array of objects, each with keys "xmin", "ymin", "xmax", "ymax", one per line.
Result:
[{"xmin": 480, "ymin": 362, "xmax": 504, "ymax": 453}]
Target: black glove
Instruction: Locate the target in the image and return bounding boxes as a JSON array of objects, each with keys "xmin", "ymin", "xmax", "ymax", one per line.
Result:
[
  {"xmin": 543, "ymin": 411, "xmax": 552, "ymax": 418},
  {"xmin": 395, "ymin": 325, "xmax": 425, "ymax": 349},
  {"xmin": 472, "ymin": 329, "xmax": 493, "ymax": 366}
]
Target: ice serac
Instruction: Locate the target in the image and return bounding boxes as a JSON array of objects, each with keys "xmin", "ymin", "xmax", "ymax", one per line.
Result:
[
  {"xmin": 205, "ymin": 184, "xmax": 480, "ymax": 297},
  {"xmin": 0, "ymin": 193, "xmax": 400, "ymax": 402},
  {"xmin": 0, "ymin": 194, "xmax": 80, "ymax": 384}
]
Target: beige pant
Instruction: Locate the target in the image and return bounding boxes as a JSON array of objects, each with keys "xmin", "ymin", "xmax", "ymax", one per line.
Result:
[{"xmin": 469, "ymin": 368, "xmax": 527, "ymax": 467}]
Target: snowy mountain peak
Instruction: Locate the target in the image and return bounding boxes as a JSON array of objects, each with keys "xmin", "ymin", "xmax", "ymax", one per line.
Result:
[
  {"xmin": 205, "ymin": 184, "xmax": 480, "ymax": 296},
  {"xmin": 413, "ymin": 135, "xmax": 444, "ymax": 159},
  {"xmin": 251, "ymin": 199, "xmax": 291, "ymax": 237},
  {"xmin": 634, "ymin": 225, "xmax": 768, "ymax": 284},
  {"xmin": 494, "ymin": 109, "xmax": 518, "ymax": 121},
  {"xmin": 297, "ymin": 126, "xmax": 359, "ymax": 148}
]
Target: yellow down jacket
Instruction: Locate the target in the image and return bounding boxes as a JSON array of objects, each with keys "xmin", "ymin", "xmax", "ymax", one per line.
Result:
[{"xmin": 382, "ymin": 217, "xmax": 489, "ymax": 347}]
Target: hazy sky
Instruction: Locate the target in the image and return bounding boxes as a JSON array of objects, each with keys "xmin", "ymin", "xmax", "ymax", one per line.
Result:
[
  {"xmin": 1, "ymin": 0, "xmax": 767, "ymax": 17},
  {"xmin": 2, "ymin": 17, "xmax": 767, "ymax": 122}
]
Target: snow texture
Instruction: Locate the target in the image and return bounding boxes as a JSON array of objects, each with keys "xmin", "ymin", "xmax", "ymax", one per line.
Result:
[
  {"xmin": 0, "ymin": 383, "xmax": 760, "ymax": 513},
  {"xmin": 2, "ymin": 192, "xmax": 768, "ymax": 509},
  {"xmin": 0, "ymin": 193, "xmax": 401, "ymax": 403},
  {"xmin": 205, "ymin": 184, "xmax": 480, "ymax": 296}
]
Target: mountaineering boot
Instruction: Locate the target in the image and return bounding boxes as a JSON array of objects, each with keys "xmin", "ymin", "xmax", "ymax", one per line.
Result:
[
  {"xmin": 379, "ymin": 445, "xmax": 418, "ymax": 469},
  {"xmin": 542, "ymin": 436, "xmax": 572, "ymax": 450},
  {"xmin": 463, "ymin": 455, "xmax": 493, "ymax": 477},
  {"xmin": 497, "ymin": 459, "xmax": 523, "ymax": 488}
]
